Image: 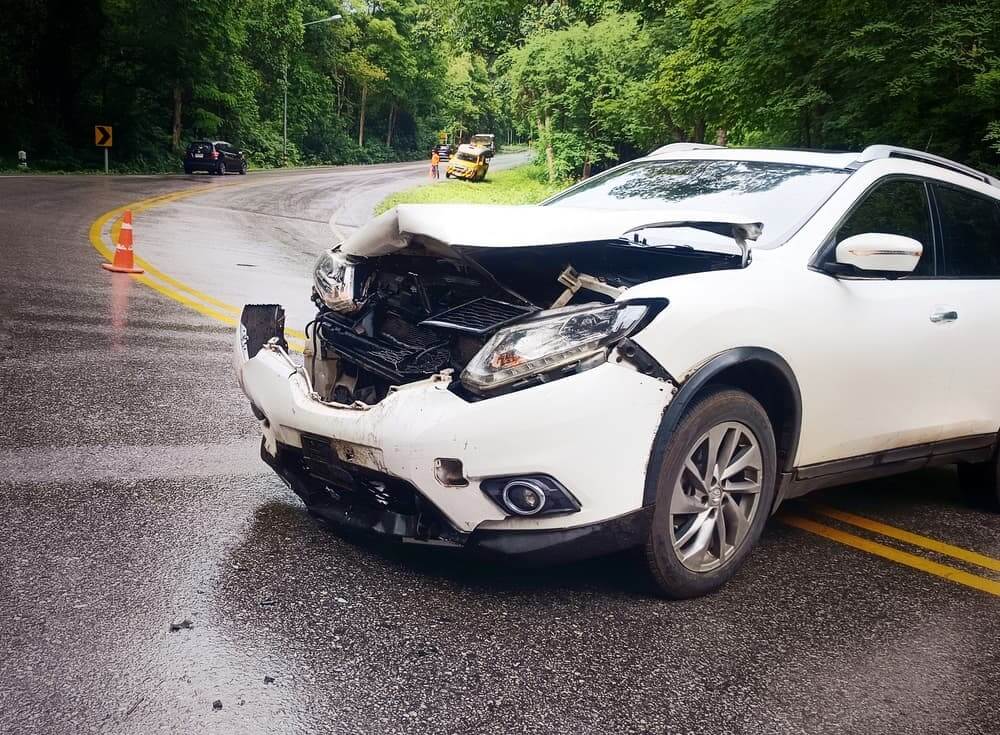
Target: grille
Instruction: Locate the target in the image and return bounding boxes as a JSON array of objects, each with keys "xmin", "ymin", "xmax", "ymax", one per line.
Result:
[
  {"xmin": 419, "ymin": 298, "xmax": 535, "ymax": 335},
  {"xmin": 297, "ymin": 434, "xmax": 418, "ymax": 513},
  {"xmin": 318, "ymin": 319, "xmax": 450, "ymax": 382},
  {"xmin": 381, "ymin": 314, "xmax": 441, "ymax": 348},
  {"xmin": 301, "ymin": 434, "xmax": 353, "ymax": 489}
]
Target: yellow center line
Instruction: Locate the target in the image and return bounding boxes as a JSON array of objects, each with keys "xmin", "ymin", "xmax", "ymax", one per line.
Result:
[
  {"xmin": 88, "ymin": 183, "xmax": 307, "ymax": 349},
  {"xmin": 808, "ymin": 503, "xmax": 1000, "ymax": 573},
  {"xmin": 780, "ymin": 514, "xmax": 1000, "ymax": 597}
]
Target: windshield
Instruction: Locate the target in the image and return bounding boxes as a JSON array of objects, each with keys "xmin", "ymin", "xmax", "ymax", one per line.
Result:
[
  {"xmin": 457, "ymin": 152, "xmax": 478, "ymax": 162},
  {"xmin": 544, "ymin": 159, "xmax": 850, "ymax": 248}
]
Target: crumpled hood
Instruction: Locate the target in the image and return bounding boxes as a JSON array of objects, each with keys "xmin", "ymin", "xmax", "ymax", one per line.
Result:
[{"xmin": 341, "ymin": 204, "xmax": 760, "ymax": 257}]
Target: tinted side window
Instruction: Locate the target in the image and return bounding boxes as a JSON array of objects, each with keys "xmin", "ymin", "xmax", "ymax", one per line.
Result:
[
  {"xmin": 934, "ymin": 184, "xmax": 1000, "ymax": 277},
  {"xmin": 836, "ymin": 179, "xmax": 933, "ymax": 275}
]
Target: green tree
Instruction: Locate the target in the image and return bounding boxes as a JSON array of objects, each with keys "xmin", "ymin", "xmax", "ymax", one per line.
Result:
[{"xmin": 505, "ymin": 12, "xmax": 651, "ymax": 180}]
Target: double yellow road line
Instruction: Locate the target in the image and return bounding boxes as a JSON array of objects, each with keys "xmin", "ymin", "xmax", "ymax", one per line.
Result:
[
  {"xmin": 781, "ymin": 504, "xmax": 1000, "ymax": 596},
  {"xmin": 88, "ymin": 184, "xmax": 306, "ymax": 351}
]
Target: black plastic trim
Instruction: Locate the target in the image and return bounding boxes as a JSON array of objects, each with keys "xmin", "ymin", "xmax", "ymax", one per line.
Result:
[
  {"xmin": 467, "ymin": 507, "xmax": 654, "ymax": 565},
  {"xmin": 616, "ymin": 338, "xmax": 675, "ymax": 383},
  {"xmin": 783, "ymin": 432, "xmax": 997, "ymax": 497},
  {"xmin": 642, "ymin": 347, "xmax": 802, "ymax": 507}
]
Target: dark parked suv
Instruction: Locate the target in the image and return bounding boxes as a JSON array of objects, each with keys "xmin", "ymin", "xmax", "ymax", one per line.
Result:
[
  {"xmin": 435, "ymin": 143, "xmax": 453, "ymax": 162},
  {"xmin": 184, "ymin": 140, "xmax": 248, "ymax": 175}
]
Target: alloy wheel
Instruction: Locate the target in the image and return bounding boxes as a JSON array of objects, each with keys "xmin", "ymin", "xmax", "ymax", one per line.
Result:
[{"xmin": 669, "ymin": 421, "xmax": 763, "ymax": 572}]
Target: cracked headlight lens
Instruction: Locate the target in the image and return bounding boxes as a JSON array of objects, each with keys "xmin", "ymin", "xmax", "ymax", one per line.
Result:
[
  {"xmin": 461, "ymin": 302, "xmax": 648, "ymax": 392},
  {"xmin": 313, "ymin": 249, "xmax": 361, "ymax": 313}
]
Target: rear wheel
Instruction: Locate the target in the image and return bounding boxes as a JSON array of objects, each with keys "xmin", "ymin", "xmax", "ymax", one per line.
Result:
[
  {"xmin": 217, "ymin": 162, "xmax": 226, "ymax": 175},
  {"xmin": 240, "ymin": 160, "xmax": 248, "ymax": 175},
  {"xmin": 958, "ymin": 458, "xmax": 1000, "ymax": 511},
  {"xmin": 183, "ymin": 166, "xmax": 193, "ymax": 175},
  {"xmin": 645, "ymin": 388, "xmax": 777, "ymax": 599}
]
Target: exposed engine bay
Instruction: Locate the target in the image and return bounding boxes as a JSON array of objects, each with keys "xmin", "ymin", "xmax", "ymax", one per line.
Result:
[{"xmin": 308, "ymin": 238, "xmax": 743, "ymax": 405}]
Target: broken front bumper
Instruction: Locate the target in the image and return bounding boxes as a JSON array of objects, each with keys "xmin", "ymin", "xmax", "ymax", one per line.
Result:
[{"xmin": 235, "ymin": 307, "xmax": 672, "ymax": 561}]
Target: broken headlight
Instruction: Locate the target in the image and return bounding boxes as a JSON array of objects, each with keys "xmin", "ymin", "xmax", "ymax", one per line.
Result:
[
  {"xmin": 461, "ymin": 302, "xmax": 648, "ymax": 392},
  {"xmin": 313, "ymin": 249, "xmax": 362, "ymax": 313}
]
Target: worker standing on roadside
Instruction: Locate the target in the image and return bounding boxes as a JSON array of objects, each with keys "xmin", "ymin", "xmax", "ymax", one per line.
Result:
[{"xmin": 430, "ymin": 148, "xmax": 440, "ymax": 179}]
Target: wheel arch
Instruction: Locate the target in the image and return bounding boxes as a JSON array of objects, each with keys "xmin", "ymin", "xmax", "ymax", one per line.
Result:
[{"xmin": 642, "ymin": 347, "xmax": 802, "ymax": 507}]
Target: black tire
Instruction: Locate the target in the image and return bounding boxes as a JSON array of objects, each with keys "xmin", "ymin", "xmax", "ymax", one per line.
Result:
[
  {"xmin": 183, "ymin": 166, "xmax": 193, "ymax": 175},
  {"xmin": 239, "ymin": 161, "xmax": 248, "ymax": 175},
  {"xmin": 958, "ymin": 459, "xmax": 1000, "ymax": 511},
  {"xmin": 645, "ymin": 387, "xmax": 777, "ymax": 599},
  {"xmin": 217, "ymin": 162, "xmax": 226, "ymax": 175}
]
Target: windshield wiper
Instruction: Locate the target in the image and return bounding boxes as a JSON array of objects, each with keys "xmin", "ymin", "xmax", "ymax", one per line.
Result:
[{"xmin": 620, "ymin": 220, "xmax": 763, "ymax": 267}]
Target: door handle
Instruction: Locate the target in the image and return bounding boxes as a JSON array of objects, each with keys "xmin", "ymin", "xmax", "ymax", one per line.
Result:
[{"xmin": 930, "ymin": 309, "xmax": 958, "ymax": 323}]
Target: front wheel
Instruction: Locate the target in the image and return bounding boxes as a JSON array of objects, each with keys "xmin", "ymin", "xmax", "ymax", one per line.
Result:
[
  {"xmin": 217, "ymin": 162, "xmax": 226, "ymax": 175},
  {"xmin": 645, "ymin": 388, "xmax": 777, "ymax": 599},
  {"xmin": 239, "ymin": 161, "xmax": 248, "ymax": 175}
]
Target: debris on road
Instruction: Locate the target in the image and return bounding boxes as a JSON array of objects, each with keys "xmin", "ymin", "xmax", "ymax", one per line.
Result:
[
  {"xmin": 169, "ymin": 618, "xmax": 194, "ymax": 632},
  {"xmin": 213, "ymin": 700, "xmax": 223, "ymax": 711},
  {"xmin": 264, "ymin": 676, "xmax": 275, "ymax": 685}
]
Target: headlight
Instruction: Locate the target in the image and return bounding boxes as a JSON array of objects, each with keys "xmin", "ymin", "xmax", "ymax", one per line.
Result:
[
  {"xmin": 313, "ymin": 249, "xmax": 361, "ymax": 313},
  {"xmin": 461, "ymin": 302, "xmax": 649, "ymax": 392}
]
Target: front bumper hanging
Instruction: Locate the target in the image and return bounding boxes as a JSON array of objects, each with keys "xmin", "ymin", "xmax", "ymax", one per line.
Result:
[
  {"xmin": 264, "ymin": 437, "xmax": 654, "ymax": 564},
  {"xmin": 236, "ymin": 304, "xmax": 671, "ymax": 563}
]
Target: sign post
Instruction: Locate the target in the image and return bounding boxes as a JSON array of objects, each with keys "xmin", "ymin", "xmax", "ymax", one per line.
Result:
[{"xmin": 94, "ymin": 125, "xmax": 113, "ymax": 173}]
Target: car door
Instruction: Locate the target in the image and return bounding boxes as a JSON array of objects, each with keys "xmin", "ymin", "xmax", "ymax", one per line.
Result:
[
  {"xmin": 804, "ymin": 177, "xmax": 965, "ymax": 462},
  {"xmin": 927, "ymin": 182, "xmax": 1000, "ymax": 439}
]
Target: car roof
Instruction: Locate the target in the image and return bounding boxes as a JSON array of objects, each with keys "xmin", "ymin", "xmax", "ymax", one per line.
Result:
[
  {"xmin": 643, "ymin": 143, "xmax": 1000, "ymax": 188},
  {"xmin": 643, "ymin": 144, "xmax": 858, "ymax": 170}
]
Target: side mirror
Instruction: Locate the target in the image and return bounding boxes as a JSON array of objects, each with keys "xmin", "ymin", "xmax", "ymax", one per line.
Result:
[{"xmin": 834, "ymin": 233, "xmax": 922, "ymax": 274}]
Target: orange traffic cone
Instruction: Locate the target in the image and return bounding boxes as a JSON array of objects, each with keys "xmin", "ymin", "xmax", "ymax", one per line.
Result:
[{"xmin": 102, "ymin": 210, "xmax": 144, "ymax": 274}]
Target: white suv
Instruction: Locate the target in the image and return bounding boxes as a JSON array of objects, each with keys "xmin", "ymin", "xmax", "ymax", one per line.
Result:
[{"xmin": 235, "ymin": 144, "xmax": 1000, "ymax": 598}]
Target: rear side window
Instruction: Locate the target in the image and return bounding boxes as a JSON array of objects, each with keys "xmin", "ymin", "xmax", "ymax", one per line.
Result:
[
  {"xmin": 836, "ymin": 179, "xmax": 934, "ymax": 275},
  {"xmin": 188, "ymin": 142, "xmax": 213, "ymax": 155},
  {"xmin": 933, "ymin": 184, "xmax": 1000, "ymax": 277}
]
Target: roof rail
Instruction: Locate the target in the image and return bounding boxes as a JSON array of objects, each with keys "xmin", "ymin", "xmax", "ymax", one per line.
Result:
[
  {"xmin": 649, "ymin": 142, "xmax": 726, "ymax": 156},
  {"xmin": 854, "ymin": 145, "xmax": 1000, "ymax": 188}
]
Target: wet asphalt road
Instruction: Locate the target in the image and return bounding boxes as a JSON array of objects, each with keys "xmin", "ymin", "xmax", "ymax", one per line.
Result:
[{"xmin": 1, "ymin": 161, "xmax": 998, "ymax": 735}]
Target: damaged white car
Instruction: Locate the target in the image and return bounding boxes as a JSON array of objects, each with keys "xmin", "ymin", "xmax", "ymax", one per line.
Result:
[{"xmin": 235, "ymin": 144, "xmax": 1000, "ymax": 598}]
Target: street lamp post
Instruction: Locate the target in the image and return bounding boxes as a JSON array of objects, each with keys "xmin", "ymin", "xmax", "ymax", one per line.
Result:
[{"xmin": 283, "ymin": 14, "xmax": 342, "ymax": 166}]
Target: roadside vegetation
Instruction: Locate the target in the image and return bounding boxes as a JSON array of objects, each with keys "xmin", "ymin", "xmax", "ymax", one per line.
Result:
[
  {"xmin": 374, "ymin": 164, "xmax": 568, "ymax": 214},
  {"xmin": 2, "ymin": 1, "xmax": 998, "ymax": 175}
]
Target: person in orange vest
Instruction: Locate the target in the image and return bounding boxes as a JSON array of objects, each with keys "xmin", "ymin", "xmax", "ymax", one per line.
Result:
[{"xmin": 430, "ymin": 148, "xmax": 440, "ymax": 179}]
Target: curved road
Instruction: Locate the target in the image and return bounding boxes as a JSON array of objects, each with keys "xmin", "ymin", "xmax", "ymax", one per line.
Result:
[{"xmin": 1, "ymin": 159, "xmax": 998, "ymax": 735}]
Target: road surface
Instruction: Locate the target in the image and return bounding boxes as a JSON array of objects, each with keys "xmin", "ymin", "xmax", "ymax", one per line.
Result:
[{"xmin": 1, "ymin": 157, "xmax": 998, "ymax": 735}]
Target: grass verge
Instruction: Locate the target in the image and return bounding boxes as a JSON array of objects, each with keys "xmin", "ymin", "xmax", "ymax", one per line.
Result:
[{"xmin": 374, "ymin": 164, "xmax": 569, "ymax": 215}]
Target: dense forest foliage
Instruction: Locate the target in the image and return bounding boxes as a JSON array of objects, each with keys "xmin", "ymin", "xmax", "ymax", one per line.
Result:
[{"xmin": 1, "ymin": 0, "xmax": 998, "ymax": 175}]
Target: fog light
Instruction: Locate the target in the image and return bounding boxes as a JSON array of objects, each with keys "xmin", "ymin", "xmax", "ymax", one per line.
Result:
[
  {"xmin": 481, "ymin": 474, "xmax": 581, "ymax": 516},
  {"xmin": 502, "ymin": 479, "xmax": 547, "ymax": 515}
]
